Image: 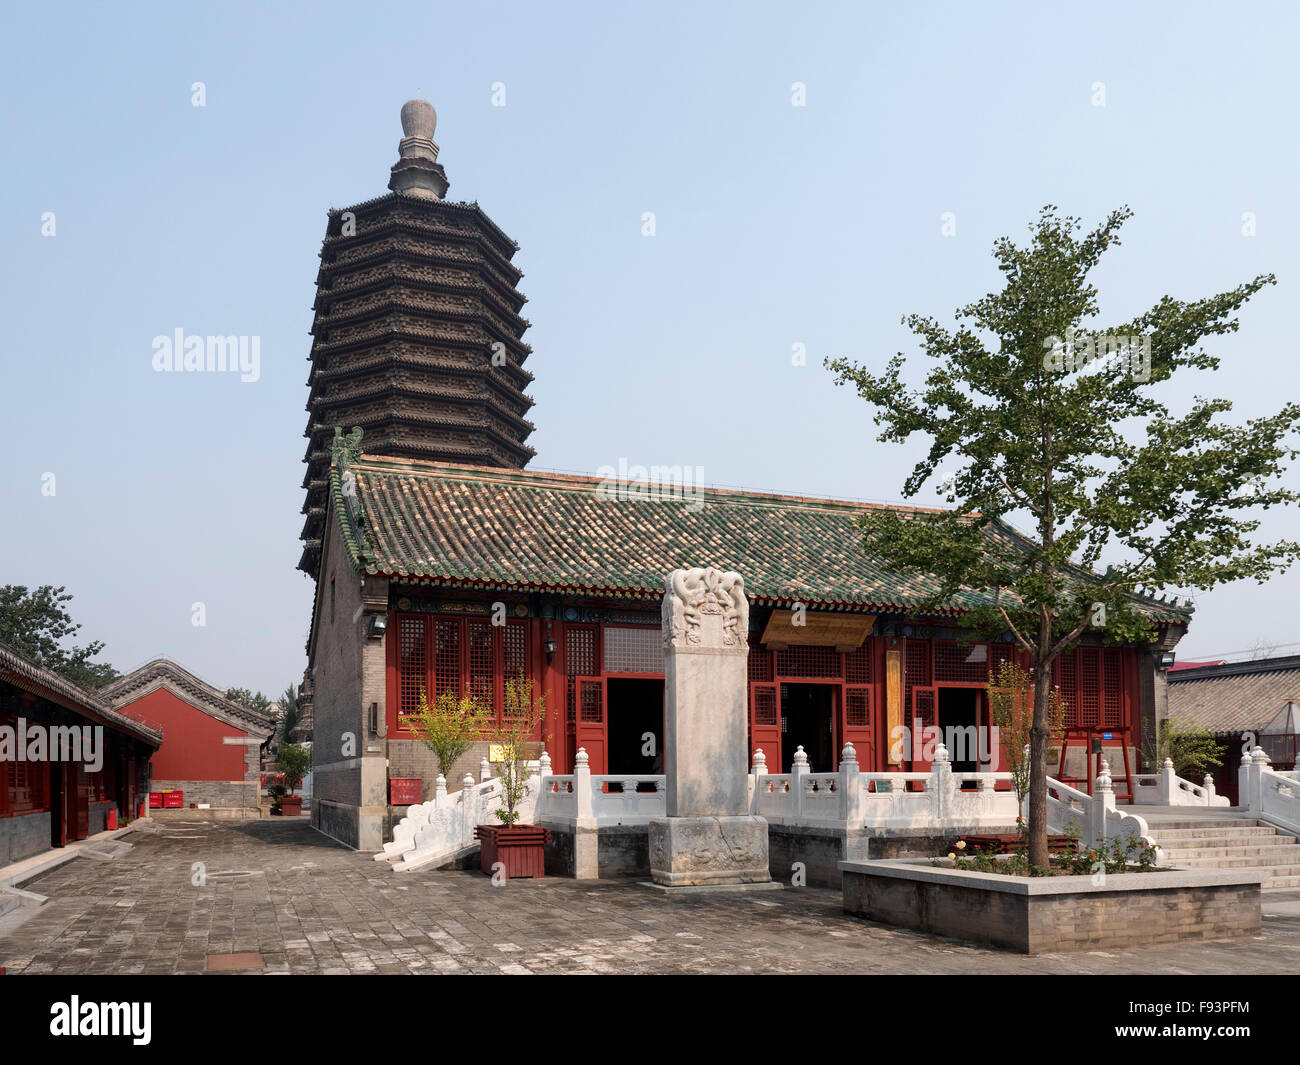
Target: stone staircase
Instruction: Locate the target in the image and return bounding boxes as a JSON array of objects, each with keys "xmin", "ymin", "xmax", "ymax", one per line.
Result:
[{"xmin": 1147, "ymin": 818, "xmax": 1300, "ymax": 888}]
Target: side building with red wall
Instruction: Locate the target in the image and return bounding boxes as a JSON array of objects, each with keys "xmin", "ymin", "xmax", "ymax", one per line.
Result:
[
  {"xmin": 101, "ymin": 660, "xmax": 274, "ymax": 812},
  {"xmin": 1, "ymin": 642, "xmax": 161, "ymax": 865}
]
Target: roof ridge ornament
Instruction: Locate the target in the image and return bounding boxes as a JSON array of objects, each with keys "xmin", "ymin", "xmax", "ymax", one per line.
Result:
[
  {"xmin": 331, "ymin": 425, "xmax": 364, "ymax": 468},
  {"xmin": 389, "ymin": 99, "xmax": 449, "ymax": 200}
]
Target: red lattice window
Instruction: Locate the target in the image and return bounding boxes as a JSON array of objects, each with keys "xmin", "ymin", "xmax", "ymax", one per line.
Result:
[
  {"xmin": 398, "ymin": 614, "xmax": 428, "ymax": 725},
  {"xmin": 846, "ymin": 687, "xmax": 871, "ymax": 728},
  {"xmin": 1055, "ymin": 650, "xmax": 1078, "ymax": 726},
  {"xmin": 433, "ymin": 618, "xmax": 461, "ymax": 700},
  {"xmin": 1078, "ymin": 647, "xmax": 1100, "ymax": 726},
  {"xmin": 565, "ymin": 626, "xmax": 597, "ymax": 724},
  {"xmin": 1102, "ymin": 649, "xmax": 1123, "ymax": 727},
  {"xmin": 8, "ymin": 757, "xmax": 48, "ymax": 815},
  {"xmin": 844, "ymin": 644, "xmax": 873, "ymax": 685},
  {"xmin": 748, "ymin": 646, "xmax": 774, "ymax": 683},
  {"xmin": 990, "ymin": 643, "xmax": 1015, "ymax": 676},
  {"xmin": 752, "ymin": 685, "xmax": 778, "ymax": 726},
  {"xmin": 934, "ymin": 641, "xmax": 989, "ymax": 684},
  {"xmin": 775, "ymin": 646, "xmax": 842, "ymax": 678},
  {"xmin": 466, "ymin": 620, "xmax": 495, "ymax": 711},
  {"xmin": 503, "ymin": 618, "xmax": 530, "ymax": 678},
  {"xmin": 92, "ymin": 761, "xmax": 115, "ymax": 802},
  {"xmin": 579, "ymin": 680, "xmax": 603, "ymax": 723},
  {"xmin": 905, "ymin": 640, "xmax": 932, "ymax": 687}
]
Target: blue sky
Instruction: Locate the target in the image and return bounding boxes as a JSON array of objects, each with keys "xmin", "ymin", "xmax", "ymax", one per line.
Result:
[{"xmin": 2, "ymin": 0, "xmax": 1298, "ymax": 694}]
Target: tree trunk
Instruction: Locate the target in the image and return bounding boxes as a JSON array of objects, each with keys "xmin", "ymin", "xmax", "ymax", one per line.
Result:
[{"xmin": 1027, "ymin": 646, "xmax": 1054, "ymax": 869}]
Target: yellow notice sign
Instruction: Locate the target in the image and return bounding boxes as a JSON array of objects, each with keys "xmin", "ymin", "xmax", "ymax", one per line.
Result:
[{"xmin": 488, "ymin": 745, "xmax": 506, "ymax": 763}]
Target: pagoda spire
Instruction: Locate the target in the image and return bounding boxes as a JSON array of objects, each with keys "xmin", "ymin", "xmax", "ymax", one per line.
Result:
[{"xmin": 388, "ymin": 99, "xmax": 449, "ymax": 200}]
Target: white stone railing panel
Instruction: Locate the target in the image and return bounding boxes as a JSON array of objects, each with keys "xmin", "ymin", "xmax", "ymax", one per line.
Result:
[
  {"xmin": 1243, "ymin": 753, "xmax": 1300, "ymax": 835},
  {"xmin": 800, "ymin": 774, "xmax": 841, "ymax": 822},
  {"xmin": 590, "ymin": 776, "xmax": 665, "ymax": 824},
  {"xmin": 1132, "ymin": 759, "xmax": 1229, "ymax": 807},
  {"xmin": 535, "ymin": 774, "xmax": 578, "ymax": 823}
]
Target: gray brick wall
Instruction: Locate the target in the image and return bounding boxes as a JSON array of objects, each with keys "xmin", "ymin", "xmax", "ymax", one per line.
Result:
[
  {"xmin": 307, "ymin": 514, "xmax": 389, "ymax": 850},
  {"xmin": 89, "ymin": 801, "xmax": 114, "ymax": 835},
  {"xmin": 310, "ymin": 520, "xmax": 365, "ymax": 819},
  {"xmin": 0, "ymin": 812, "xmax": 50, "ymax": 864},
  {"xmin": 386, "ymin": 738, "xmax": 493, "ymax": 802},
  {"xmin": 151, "ymin": 779, "xmax": 259, "ymax": 808}
]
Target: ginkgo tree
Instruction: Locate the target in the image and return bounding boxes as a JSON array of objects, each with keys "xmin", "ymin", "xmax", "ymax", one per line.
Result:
[{"xmin": 826, "ymin": 206, "xmax": 1300, "ymax": 869}]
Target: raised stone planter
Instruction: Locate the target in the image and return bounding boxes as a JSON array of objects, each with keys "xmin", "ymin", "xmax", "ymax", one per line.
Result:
[{"xmin": 840, "ymin": 858, "xmax": 1265, "ymax": 954}]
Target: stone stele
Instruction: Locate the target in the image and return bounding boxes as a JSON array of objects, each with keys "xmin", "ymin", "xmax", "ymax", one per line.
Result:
[{"xmin": 648, "ymin": 567, "xmax": 772, "ymax": 888}]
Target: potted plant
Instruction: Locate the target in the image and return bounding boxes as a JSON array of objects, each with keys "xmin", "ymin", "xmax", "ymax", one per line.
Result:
[
  {"xmin": 276, "ymin": 742, "xmax": 313, "ymax": 816},
  {"xmin": 407, "ymin": 688, "xmax": 490, "ymax": 797},
  {"xmin": 268, "ymin": 781, "xmax": 287, "ymax": 815},
  {"xmin": 474, "ymin": 673, "xmax": 550, "ymax": 878}
]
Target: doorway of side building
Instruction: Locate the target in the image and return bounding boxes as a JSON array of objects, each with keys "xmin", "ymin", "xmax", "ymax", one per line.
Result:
[
  {"xmin": 606, "ymin": 678, "xmax": 664, "ymax": 786},
  {"xmin": 781, "ymin": 683, "xmax": 836, "ymax": 772},
  {"xmin": 938, "ymin": 688, "xmax": 981, "ymax": 776},
  {"xmin": 50, "ymin": 761, "xmax": 66, "ymax": 848}
]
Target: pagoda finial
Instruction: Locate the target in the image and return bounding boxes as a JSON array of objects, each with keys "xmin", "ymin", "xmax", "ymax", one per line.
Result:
[{"xmin": 390, "ymin": 99, "xmax": 449, "ymax": 200}]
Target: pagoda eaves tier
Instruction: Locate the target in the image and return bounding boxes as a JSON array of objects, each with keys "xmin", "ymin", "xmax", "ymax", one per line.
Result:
[{"xmin": 298, "ymin": 190, "xmax": 537, "ymax": 577}]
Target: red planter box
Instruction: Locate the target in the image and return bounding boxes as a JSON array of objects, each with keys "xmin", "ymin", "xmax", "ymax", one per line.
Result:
[
  {"xmin": 389, "ymin": 777, "xmax": 422, "ymax": 806},
  {"xmin": 280, "ymin": 795, "xmax": 303, "ymax": 816},
  {"xmin": 474, "ymin": 824, "xmax": 551, "ymax": 879},
  {"xmin": 163, "ymin": 791, "xmax": 184, "ymax": 809}
]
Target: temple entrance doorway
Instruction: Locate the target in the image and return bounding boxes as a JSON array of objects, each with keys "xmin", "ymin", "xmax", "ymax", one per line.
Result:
[
  {"xmin": 938, "ymin": 688, "xmax": 981, "ymax": 775},
  {"xmin": 606, "ymin": 678, "xmax": 664, "ymax": 780},
  {"xmin": 780, "ymin": 683, "xmax": 836, "ymax": 772}
]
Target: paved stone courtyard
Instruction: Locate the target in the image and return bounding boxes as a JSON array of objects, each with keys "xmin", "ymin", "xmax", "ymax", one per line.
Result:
[{"xmin": 3, "ymin": 819, "xmax": 1300, "ymax": 975}]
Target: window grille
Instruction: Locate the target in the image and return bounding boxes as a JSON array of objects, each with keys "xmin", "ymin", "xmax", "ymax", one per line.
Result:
[
  {"xmin": 934, "ymin": 641, "xmax": 989, "ymax": 684},
  {"xmin": 466, "ymin": 620, "xmax": 495, "ymax": 711},
  {"xmin": 603, "ymin": 626, "xmax": 663, "ymax": 674},
  {"xmin": 844, "ymin": 644, "xmax": 872, "ymax": 685},
  {"xmin": 1078, "ymin": 647, "xmax": 1100, "ymax": 726},
  {"xmin": 846, "ymin": 688, "xmax": 871, "ymax": 728},
  {"xmin": 1102, "ymin": 650, "xmax": 1123, "ymax": 727},
  {"xmin": 565, "ymin": 626, "xmax": 596, "ymax": 724},
  {"xmin": 433, "ymin": 618, "xmax": 461, "ymax": 700},
  {"xmin": 775, "ymin": 646, "xmax": 841, "ymax": 678},
  {"xmin": 398, "ymin": 614, "xmax": 427, "ymax": 725}
]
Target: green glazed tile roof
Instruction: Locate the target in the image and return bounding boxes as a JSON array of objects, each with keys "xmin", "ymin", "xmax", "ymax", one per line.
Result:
[{"xmin": 332, "ymin": 456, "xmax": 1192, "ymax": 624}]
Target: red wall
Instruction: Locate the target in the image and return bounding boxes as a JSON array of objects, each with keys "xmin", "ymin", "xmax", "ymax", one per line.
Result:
[{"xmin": 120, "ymin": 689, "xmax": 250, "ymax": 780}]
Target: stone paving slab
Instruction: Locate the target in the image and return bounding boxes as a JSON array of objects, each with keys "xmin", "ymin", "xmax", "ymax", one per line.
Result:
[{"xmin": 0, "ymin": 819, "xmax": 1296, "ymax": 975}]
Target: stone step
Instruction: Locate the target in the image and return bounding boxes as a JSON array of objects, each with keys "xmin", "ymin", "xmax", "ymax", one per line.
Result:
[
  {"xmin": 1151, "ymin": 836, "xmax": 1287, "ymax": 851},
  {"xmin": 1148, "ymin": 825, "xmax": 1281, "ymax": 842},
  {"xmin": 1158, "ymin": 843, "xmax": 1300, "ymax": 860},
  {"xmin": 1143, "ymin": 819, "xmax": 1265, "ymax": 831},
  {"xmin": 1164, "ymin": 853, "xmax": 1300, "ymax": 868},
  {"xmin": 1266, "ymin": 875, "xmax": 1300, "ymax": 889}
]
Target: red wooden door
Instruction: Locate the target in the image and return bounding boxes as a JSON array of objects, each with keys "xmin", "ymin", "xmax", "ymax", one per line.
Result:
[
  {"xmin": 574, "ymin": 676, "xmax": 607, "ymax": 774},
  {"xmin": 910, "ymin": 685, "xmax": 939, "ymax": 773},
  {"xmin": 72, "ymin": 762, "xmax": 90, "ymax": 840},
  {"xmin": 748, "ymin": 682, "xmax": 780, "ymax": 770},
  {"xmin": 843, "ymin": 685, "xmax": 874, "ymax": 769}
]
